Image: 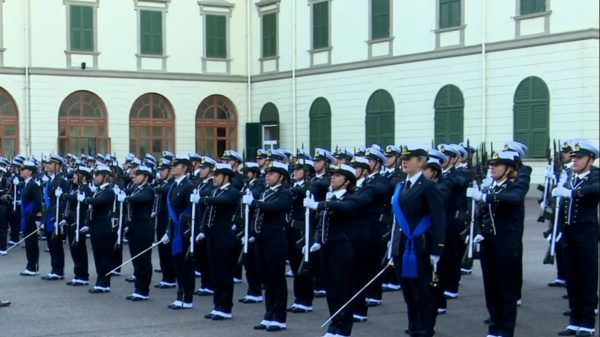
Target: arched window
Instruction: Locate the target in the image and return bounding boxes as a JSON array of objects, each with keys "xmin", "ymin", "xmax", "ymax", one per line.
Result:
[
  {"xmin": 434, "ymin": 84, "xmax": 464, "ymax": 145},
  {"xmin": 513, "ymin": 76, "xmax": 549, "ymax": 158},
  {"xmin": 0, "ymin": 87, "xmax": 19, "ymax": 157},
  {"xmin": 58, "ymin": 90, "xmax": 109, "ymax": 155},
  {"xmin": 196, "ymin": 95, "xmax": 237, "ymax": 158},
  {"xmin": 309, "ymin": 97, "xmax": 331, "ymax": 151},
  {"xmin": 260, "ymin": 102, "xmax": 279, "ymax": 149},
  {"xmin": 365, "ymin": 89, "xmax": 394, "ymax": 147},
  {"xmin": 129, "ymin": 93, "xmax": 175, "ymax": 158}
]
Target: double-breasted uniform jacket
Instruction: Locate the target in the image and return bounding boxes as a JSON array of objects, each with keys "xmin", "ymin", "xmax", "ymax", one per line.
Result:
[
  {"xmin": 167, "ymin": 176, "xmax": 194, "ymax": 241},
  {"xmin": 314, "ymin": 190, "xmax": 358, "ymax": 245},
  {"xmin": 392, "ymin": 174, "xmax": 445, "ymax": 258},
  {"xmin": 201, "ymin": 184, "xmax": 240, "ymax": 235},
  {"xmin": 252, "ymin": 185, "xmax": 292, "ymax": 233},
  {"xmin": 558, "ymin": 167, "xmax": 599, "ymax": 228},
  {"xmin": 43, "ymin": 174, "xmax": 69, "ymax": 232},
  {"xmin": 20, "ymin": 177, "xmax": 43, "ymax": 231}
]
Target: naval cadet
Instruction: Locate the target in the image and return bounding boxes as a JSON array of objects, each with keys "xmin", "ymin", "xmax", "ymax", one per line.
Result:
[{"xmin": 19, "ymin": 160, "xmax": 44, "ymax": 276}]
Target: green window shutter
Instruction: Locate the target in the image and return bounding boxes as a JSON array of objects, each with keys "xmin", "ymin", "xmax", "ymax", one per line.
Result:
[
  {"xmin": 434, "ymin": 85, "xmax": 464, "ymax": 145},
  {"xmin": 439, "ymin": 0, "xmax": 461, "ymax": 29},
  {"xmin": 140, "ymin": 10, "xmax": 163, "ymax": 55},
  {"xmin": 262, "ymin": 13, "xmax": 277, "ymax": 58},
  {"xmin": 246, "ymin": 123, "xmax": 262, "ymax": 161},
  {"xmin": 309, "ymin": 98, "xmax": 332, "ymax": 151},
  {"xmin": 365, "ymin": 90, "xmax": 395, "ymax": 147},
  {"xmin": 513, "ymin": 76, "xmax": 549, "ymax": 158},
  {"xmin": 371, "ymin": 0, "xmax": 390, "ymax": 40},
  {"xmin": 520, "ymin": 0, "xmax": 546, "ymax": 15},
  {"xmin": 70, "ymin": 5, "xmax": 94, "ymax": 51},
  {"xmin": 206, "ymin": 15, "xmax": 227, "ymax": 58},
  {"xmin": 260, "ymin": 103, "xmax": 279, "ymax": 123},
  {"xmin": 312, "ymin": 2, "xmax": 329, "ymax": 49}
]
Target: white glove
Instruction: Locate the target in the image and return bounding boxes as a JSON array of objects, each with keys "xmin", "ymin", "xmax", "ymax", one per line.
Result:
[
  {"xmin": 112, "ymin": 186, "xmax": 121, "ymax": 195},
  {"xmin": 241, "ymin": 236, "xmax": 255, "ymax": 245},
  {"xmin": 54, "ymin": 187, "xmax": 63, "ymax": 198},
  {"xmin": 89, "ymin": 184, "xmax": 97, "ymax": 193},
  {"xmin": 160, "ymin": 233, "xmax": 170, "ymax": 244},
  {"xmin": 466, "ymin": 187, "xmax": 484, "ymax": 202},
  {"xmin": 325, "ymin": 191, "xmax": 334, "ymax": 201},
  {"xmin": 35, "ymin": 221, "xmax": 43, "ymax": 229},
  {"xmin": 77, "ymin": 192, "xmax": 85, "ymax": 202},
  {"xmin": 151, "ymin": 211, "xmax": 157, "ymax": 218},
  {"xmin": 473, "ymin": 234, "xmax": 485, "ymax": 243},
  {"xmin": 544, "ymin": 166, "xmax": 555, "ymax": 179},
  {"xmin": 303, "ymin": 196, "xmax": 318, "ymax": 210},
  {"xmin": 552, "ymin": 186, "xmax": 572, "ymax": 199},
  {"xmin": 482, "ymin": 176, "xmax": 493, "ymax": 188},
  {"xmin": 242, "ymin": 194, "xmax": 254, "ymax": 205},
  {"xmin": 79, "ymin": 226, "xmax": 89, "ymax": 233},
  {"xmin": 195, "ymin": 233, "xmax": 205, "ymax": 242},
  {"xmin": 231, "ymin": 224, "xmax": 237, "ymax": 232},
  {"xmin": 117, "ymin": 191, "xmax": 126, "ymax": 202},
  {"xmin": 301, "ymin": 243, "xmax": 321, "ymax": 254},
  {"xmin": 430, "ymin": 255, "xmax": 440, "ymax": 272},
  {"xmin": 58, "ymin": 220, "xmax": 67, "ymax": 228},
  {"xmin": 12, "ymin": 176, "xmax": 19, "ymax": 185},
  {"xmin": 190, "ymin": 193, "xmax": 200, "ymax": 204},
  {"xmin": 41, "ymin": 175, "xmax": 49, "ymax": 183}
]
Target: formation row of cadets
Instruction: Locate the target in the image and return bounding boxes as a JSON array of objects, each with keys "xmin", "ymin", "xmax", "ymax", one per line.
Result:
[{"xmin": 0, "ymin": 138, "xmax": 597, "ymax": 337}]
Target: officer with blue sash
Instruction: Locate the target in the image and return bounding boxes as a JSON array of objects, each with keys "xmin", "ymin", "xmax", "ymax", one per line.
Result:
[
  {"xmin": 153, "ymin": 156, "xmax": 176, "ymax": 289},
  {"xmin": 391, "ymin": 144, "xmax": 445, "ymax": 337},
  {"xmin": 41, "ymin": 153, "xmax": 69, "ymax": 281},
  {"xmin": 19, "ymin": 160, "xmax": 44, "ymax": 276},
  {"xmin": 161, "ymin": 154, "xmax": 195, "ymax": 310}
]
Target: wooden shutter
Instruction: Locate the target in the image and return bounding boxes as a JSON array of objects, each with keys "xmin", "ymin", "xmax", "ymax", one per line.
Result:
[
  {"xmin": 246, "ymin": 123, "xmax": 262, "ymax": 160},
  {"xmin": 513, "ymin": 76, "xmax": 549, "ymax": 158},
  {"xmin": 365, "ymin": 90, "xmax": 395, "ymax": 146},
  {"xmin": 439, "ymin": 0, "xmax": 461, "ymax": 29},
  {"xmin": 70, "ymin": 6, "xmax": 93, "ymax": 51},
  {"xmin": 434, "ymin": 85, "xmax": 464, "ymax": 145},
  {"xmin": 310, "ymin": 98, "xmax": 332, "ymax": 151},
  {"xmin": 312, "ymin": 2, "xmax": 329, "ymax": 49},
  {"xmin": 372, "ymin": 0, "xmax": 390, "ymax": 39},
  {"xmin": 520, "ymin": 0, "xmax": 546, "ymax": 15},
  {"xmin": 141, "ymin": 10, "xmax": 162, "ymax": 55},
  {"xmin": 206, "ymin": 15, "xmax": 227, "ymax": 58},
  {"xmin": 262, "ymin": 13, "xmax": 277, "ymax": 58}
]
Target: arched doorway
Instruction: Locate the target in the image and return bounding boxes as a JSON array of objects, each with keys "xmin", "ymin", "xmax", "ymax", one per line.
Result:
[
  {"xmin": 58, "ymin": 90, "xmax": 109, "ymax": 154},
  {"xmin": 129, "ymin": 93, "xmax": 175, "ymax": 158},
  {"xmin": 195, "ymin": 94, "xmax": 237, "ymax": 158}
]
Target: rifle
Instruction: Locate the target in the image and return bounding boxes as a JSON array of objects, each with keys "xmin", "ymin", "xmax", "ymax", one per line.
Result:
[
  {"xmin": 189, "ymin": 189, "xmax": 198, "ymax": 255},
  {"xmin": 537, "ymin": 138, "xmax": 553, "ymax": 223},
  {"xmin": 543, "ymin": 168, "xmax": 567, "ymax": 265},
  {"xmin": 239, "ymin": 189, "xmax": 251, "ymax": 266},
  {"xmin": 114, "ymin": 198, "xmax": 124, "ymax": 250},
  {"xmin": 298, "ymin": 191, "xmax": 312, "ymax": 276}
]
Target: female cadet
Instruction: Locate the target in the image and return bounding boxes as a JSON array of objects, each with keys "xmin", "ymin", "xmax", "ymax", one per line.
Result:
[
  {"xmin": 304, "ymin": 164, "xmax": 359, "ymax": 337},
  {"xmin": 63, "ymin": 165, "xmax": 93, "ymax": 286},
  {"xmin": 553, "ymin": 140, "xmax": 599, "ymax": 337},
  {"xmin": 81, "ymin": 164, "xmax": 116, "ymax": 293},
  {"xmin": 119, "ymin": 165, "xmax": 155, "ymax": 301},
  {"xmin": 242, "ymin": 161, "xmax": 291, "ymax": 332},
  {"xmin": 194, "ymin": 163, "xmax": 239, "ymax": 320},
  {"xmin": 391, "ymin": 144, "xmax": 445, "ymax": 337},
  {"xmin": 466, "ymin": 150, "xmax": 527, "ymax": 337}
]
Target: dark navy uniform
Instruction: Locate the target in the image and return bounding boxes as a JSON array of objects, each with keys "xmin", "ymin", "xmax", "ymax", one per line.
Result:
[
  {"xmin": 20, "ymin": 176, "xmax": 43, "ymax": 273},
  {"xmin": 201, "ymin": 183, "xmax": 239, "ymax": 318},
  {"xmin": 240, "ymin": 177, "xmax": 265, "ymax": 303},
  {"xmin": 42, "ymin": 173, "xmax": 69, "ymax": 278},
  {"xmin": 392, "ymin": 172, "xmax": 445, "ymax": 337},
  {"xmin": 63, "ymin": 182, "xmax": 92, "ymax": 284},
  {"xmin": 126, "ymin": 182, "xmax": 156, "ymax": 298},
  {"xmin": 193, "ymin": 177, "xmax": 215, "ymax": 295},
  {"xmin": 153, "ymin": 178, "xmax": 176, "ymax": 287},
  {"xmin": 252, "ymin": 184, "xmax": 291, "ymax": 328},
  {"xmin": 85, "ymin": 183, "xmax": 116, "ymax": 290}
]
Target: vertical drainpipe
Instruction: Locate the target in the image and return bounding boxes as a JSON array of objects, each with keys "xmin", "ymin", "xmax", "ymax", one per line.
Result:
[
  {"xmin": 246, "ymin": 0, "xmax": 252, "ymax": 146},
  {"xmin": 291, "ymin": 1, "xmax": 297, "ymax": 151},
  {"xmin": 24, "ymin": 0, "xmax": 32, "ymax": 156},
  {"xmin": 481, "ymin": 0, "xmax": 487, "ymax": 144}
]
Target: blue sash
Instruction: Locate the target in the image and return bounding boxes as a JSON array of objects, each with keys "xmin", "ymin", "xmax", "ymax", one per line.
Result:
[
  {"xmin": 167, "ymin": 184, "xmax": 191, "ymax": 255},
  {"xmin": 392, "ymin": 183, "xmax": 431, "ymax": 278},
  {"xmin": 44, "ymin": 181, "xmax": 56, "ymax": 232},
  {"xmin": 20, "ymin": 195, "xmax": 36, "ymax": 232}
]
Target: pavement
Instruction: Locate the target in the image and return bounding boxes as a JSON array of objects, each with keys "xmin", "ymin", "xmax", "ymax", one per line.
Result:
[{"xmin": 0, "ymin": 199, "xmax": 597, "ymax": 337}]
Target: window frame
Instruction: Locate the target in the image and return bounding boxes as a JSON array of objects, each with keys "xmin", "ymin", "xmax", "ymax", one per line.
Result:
[
  {"xmin": 195, "ymin": 95, "xmax": 237, "ymax": 158},
  {"xmin": 519, "ymin": 0, "xmax": 546, "ymax": 16},
  {"xmin": 309, "ymin": 97, "xmax": 332, "ymax": 152},
  {"xmin": 433, "ymin": 85, "xmax": 464, "ymax": 145},
  {"xmin": 513, "ymin": 76, "xmax": 550, "ymax": 159},
  {"xmin": 365, "ymin": 89, "xmax": 395, "ymax": 147},
  {"xmin": 438, "ymin": 0, "xmax": 462, "ymax": 30},
  {"xmin": 370, "ymin": 0, "xmax": 391, "ymax": 41},
  {"xmin": 0, "ymin": 87, "xmax": 19, "ymax": 157},
  {"xmin": 129, "ymin": 93, "xmax": 175, "ymax": 159},
  {"xmin": 311, "ymin": 0, "xmax": 330, "ymax": 50},
  {"xmin": 199, "ymin": 1, "xmax": 234, "ymax": 74},
  {"xmin": 205, "ymin": 14, "xmax": 227, "ymax": 59},
  {"xmin": 64, "ymin": 1, "xmax": 99, "ymax": 69},
  {"xmin": 139, "ymin": 9, "xmax": 165, "ymax": 56},
  {"xmin": 261, "ymin": 12, "xmax": 278, "ymax": 59}
]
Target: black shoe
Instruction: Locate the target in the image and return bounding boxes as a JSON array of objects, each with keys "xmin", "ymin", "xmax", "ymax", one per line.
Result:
[
  {"xmin": 211, "ymin": 315, "xmax": 230, "ymax": 321},
  {"xmin": 154, "ymin": 268, "xmax": 162, "ymax": 273},
  {"xmin": 266, "ymin": 325, "xmax": 285, "ymax": 332},
  {"xmin": 239, "ymin": 297, "xmax": 262, "ymax": 304},
  {"xmin": 129, "ymin": 296, "xmax": 149, "ymax": 302},
  {"xmin": 484, "ymin": 318, "xmax": 491, "ymax": 325},
  {"xmin": 563, "ymin": 310, "xmax": 571, "ymax": 316},
  {"xmin": 254, "ymin": 324, "xmax": 268, "ymax": 330},
  {"xmin": 557, "ymin": 328, "xmax": 578, "ymax": 336},
  {"xmin": 0, "ymin": 300, "xmax": 10, "ymax": 307},
  {"xmin": 548, "ymin": 281, "xmax": 566, "ymax": 287},
  {"xmin": 41, "ymin": 274, "xmax": 64, "ymax": 281},
  {"xmin": 563, "ymin": 294, "xmax": 569, "ymax": 299},
  {"xmin": 194, "ymin": 289, "xmax": 213, "ymax": 296},
  {"xmin": 575, "ymin": 331, "xmax": 595, "ymax": 336},
  {"xmin": 154, "ymin": 282, "xmax": 176, "ymax": 289},
  {"xmin": 88, "ymin": 287, "xmax": 110, "ymax": 294},
  {"xmin": 125, "ymin": 276, "xmax": 136, "ymax": 283},
  {"xmin": 204, "ymin": 313, "xmax": 214, "ymax": 319}
]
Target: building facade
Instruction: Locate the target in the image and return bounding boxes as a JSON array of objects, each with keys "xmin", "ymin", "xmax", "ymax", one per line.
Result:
[{"xmin": 0, "ymin": 0, "xmax": 598, "ymax": 183}]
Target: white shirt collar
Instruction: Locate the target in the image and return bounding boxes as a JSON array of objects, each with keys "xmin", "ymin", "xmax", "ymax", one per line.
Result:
[
  {"xmin": 24, "ymin": 177, "xmax": 32, "ymax": 184},
  {"xmin": 315, "ymin": 172, "xmax": 325, "ymax": 178},
  {"xmin": 356, "ymin": 177, "xmax": 365, "ymax": 188},
  {"xmin": 492, "ymin": 178, "xmax": 507, "ymax": 188},
  {"xmin": 174, "ymin": 175, "xmax": 186, "ymax": 185},
  {"xmin": 202, "ymin": 176, "xmax": 212, "ymax": 184},
  {"xmin": 367, "ymin": 172, "xmax": 378, "ymax": 179},
  {"xmin": 406, "ymin": 171, "xmax": 422, "ymax": 186},
  {"xmin": 385, "ymin": 168, "xmax": 395, "ymax": 174},
  {"xmin": 219, "ymin": 182, "xmax": 231, "ymax": 190},
  {"xmin": 99, "ymin": 182, "xmax": 110, "ymax": 189},
  {"xmin": 575, "ymin": 171, "xmax": 590, "ymax": 180},
  {"xmin": 270, "ymin": 184, "xmax": 282, "ymax": 191},
  {"xmin": 333, "ymin": 188, "xmax": 347, "ymax": 199},
  {"xmin": 293, "ymin": 180, "xmax": 304, "ymax": 187}
]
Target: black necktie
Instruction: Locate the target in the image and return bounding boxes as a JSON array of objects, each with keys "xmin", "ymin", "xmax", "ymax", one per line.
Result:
[{"xmin": 405, "ymin": 180, "xmax": 412, "ymax": 190}]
